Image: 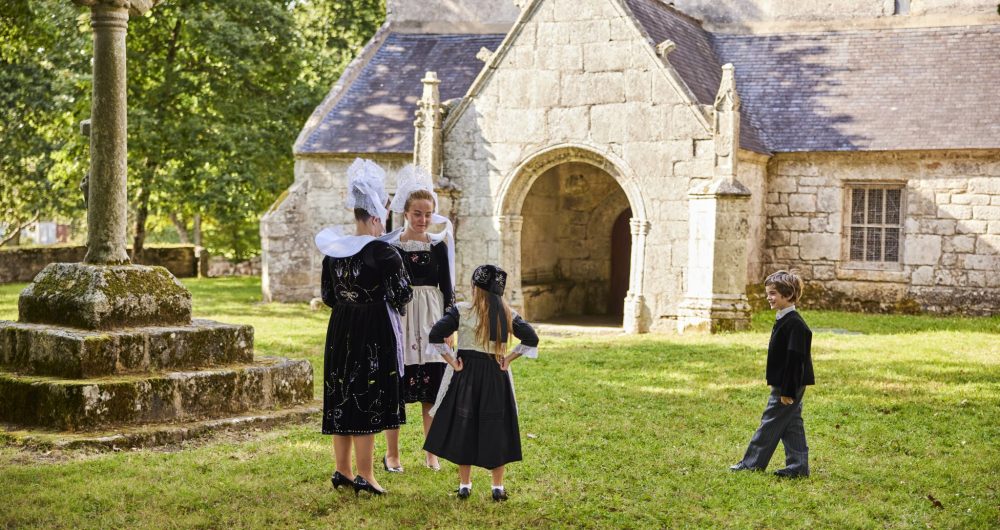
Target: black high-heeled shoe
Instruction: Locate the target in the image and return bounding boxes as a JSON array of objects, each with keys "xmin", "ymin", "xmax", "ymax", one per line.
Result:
[
  {"xmin": 352, "ymin": 475, "xmax": 386, "ymax": 496},
  {"xmin": 331, "ymin": 471, "xmax": 354, "ymax": 491}
]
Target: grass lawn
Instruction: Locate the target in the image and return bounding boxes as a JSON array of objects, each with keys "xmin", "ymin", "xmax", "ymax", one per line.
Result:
[{"xmin": 1, "ymin": 277, "xmax": 998, "ymax": 529}]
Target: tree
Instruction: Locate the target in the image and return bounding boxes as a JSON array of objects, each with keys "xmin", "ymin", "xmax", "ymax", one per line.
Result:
[{"xmin": 0, "ymin": 1, "xmax": 89, "ymax": 246}]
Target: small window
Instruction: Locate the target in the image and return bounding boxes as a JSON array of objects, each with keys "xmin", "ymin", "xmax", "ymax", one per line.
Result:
[
  {"xmin": 894, "ymin": 0, "xmax": 910, "ymax": 15},
  {"xmin": 846, "ymin": 184, "xmax": 904, "ymax": 263}
]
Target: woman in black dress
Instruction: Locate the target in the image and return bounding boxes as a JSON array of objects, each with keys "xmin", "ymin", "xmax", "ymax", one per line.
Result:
[
  {"xmin": 316, "ymin": 159, "xmax": 412, "ymax": 496},
  {"xmin": 382, "ymin": 165, "xmax": 455, "ymax": 473}
]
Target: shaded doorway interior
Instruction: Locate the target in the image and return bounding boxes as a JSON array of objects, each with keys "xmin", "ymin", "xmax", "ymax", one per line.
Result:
[{"xmin": 519, "ymin": 162, "xmax": 631, "ymax": 327}]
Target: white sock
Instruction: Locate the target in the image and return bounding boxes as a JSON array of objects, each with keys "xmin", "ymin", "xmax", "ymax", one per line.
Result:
[
  {"xmin": 492, "ymin": 485, "xmax": 504, "ymax": 493},
  {"xmin": 460, "ymin": 483, "xmax": 472, "ymax": 490}
]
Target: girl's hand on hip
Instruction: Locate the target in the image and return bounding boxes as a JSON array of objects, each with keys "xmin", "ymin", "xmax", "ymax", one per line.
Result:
[
  {"xmin": 451, "ymin": 358, "xmax": 464, "ymax": 372},
  {"xmin": 780, "ymin": 396, "xmax": 794, "ymax": 405}
]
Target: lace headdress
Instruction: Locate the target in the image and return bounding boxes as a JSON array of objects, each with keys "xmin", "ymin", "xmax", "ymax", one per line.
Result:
[
  {"xmin": 345, "ymin": 158, "xmax": 389, "ymax": 224},
  {"xmin": 386, "ymin": 164, "xmax": 456, "ymax": 289}
]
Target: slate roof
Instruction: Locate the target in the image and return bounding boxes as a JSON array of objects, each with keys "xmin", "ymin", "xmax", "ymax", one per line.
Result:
[
  {"xmin": 711, "ymin": 25, "xmax": 1000, "ymax": 152},
  {"xmin": 625, "ymin": 0, "xmax": 769, "ymax": 153},
  {"xmin": 301, "ymin": 2, "xmax": 1000, "ymax": 155},
  {"xmin": 298, "ymin": 33, "xmax": 504, "ymax": 154}
]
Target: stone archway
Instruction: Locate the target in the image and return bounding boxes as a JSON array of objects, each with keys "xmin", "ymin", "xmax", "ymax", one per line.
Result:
[{"xmin": 495, "ymin": 144, "xmax": 650, "ymax": 333}]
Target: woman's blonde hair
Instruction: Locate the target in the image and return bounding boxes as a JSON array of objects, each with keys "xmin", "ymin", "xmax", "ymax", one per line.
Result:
[
  {"xmin": 404, "ymin": 189, "xmax": 436, "ymax": 212},
  {"xmin": 471, "ymin": 285, "xmax": 514, "ymax": 363}
]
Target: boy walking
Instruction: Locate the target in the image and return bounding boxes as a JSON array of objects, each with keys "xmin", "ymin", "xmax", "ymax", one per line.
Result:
[{"xmin": 731, "ymin": 270, "xmax": 815, "ymax": 478}]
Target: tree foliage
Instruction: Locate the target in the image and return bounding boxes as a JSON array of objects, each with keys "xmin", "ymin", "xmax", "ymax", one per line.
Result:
[{"xmin": 0, "ymin": 0, "xmax": 385, "ymax": 258}]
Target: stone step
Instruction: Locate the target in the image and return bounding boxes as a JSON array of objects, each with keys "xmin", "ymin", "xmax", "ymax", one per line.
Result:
[
  {"xmin": 2, "ymin": 402, "xmax": 322, "ymax": 451},
  {"xmin": 0, "ymin": 357, "xmax": 313, "ymax": 431},
  {"xmin": 0, "ymin": 319, "xmax": 254, "ymax": 378}
]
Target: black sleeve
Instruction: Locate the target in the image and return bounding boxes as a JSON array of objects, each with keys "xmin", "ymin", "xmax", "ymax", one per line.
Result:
[
  {"xmin": 512, "ymin": 314, "xmax": 539, "ymax": 348},
  {"xmin": 428, "ymin": 305, "xmax": 460, "ymax": 344},
  {"xmin": 320, "ymin": 257, "xmax": 336, "ymax": 308},
  {"xmin": 781, "ymin": 320, "xmax": 812, "ymax": 397},
  {"xmin": 371, "ymin": 242, "xmax": 412, "ymax": 315},
  {"xmin": 433, "ymin": 241, "xmax": 455, "ymax": 312}
]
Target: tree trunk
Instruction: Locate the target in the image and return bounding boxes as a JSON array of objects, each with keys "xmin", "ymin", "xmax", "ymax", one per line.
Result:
[
  {"xmin": 0, "ymin": 213, "xmax": 39, "ymax": 247},
  {"xmin": 193, "ymin": 213, "xmax": 202, "ymax": 247},
  {"xmin": 132, "ymin": 176, "xmax": 152, "ymax": 263},
  {"xmin": 170, "ymin": 212, "xmax": 190, "ymax": 244}
]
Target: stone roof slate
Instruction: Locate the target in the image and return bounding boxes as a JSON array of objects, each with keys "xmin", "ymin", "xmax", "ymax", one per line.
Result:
[
  {"xmin": 711, "ymin": 25, "xmax": 1000, "ymax": 152},
  {"xmin": 298, "ymin": 33, "xmax": 504, "ymax": 154},
  {"xmin": 624, "ymin": 0, "xmax": 770, "ymax": 153},
  {"xmin": 301, "ymin": 2, "xmax": 1000, "ymax": 155}
]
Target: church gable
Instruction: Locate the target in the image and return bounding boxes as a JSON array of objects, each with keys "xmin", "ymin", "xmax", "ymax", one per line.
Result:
[{"xmin": 444, "ymin": 0, "xmax": 718, "ymax": 154}]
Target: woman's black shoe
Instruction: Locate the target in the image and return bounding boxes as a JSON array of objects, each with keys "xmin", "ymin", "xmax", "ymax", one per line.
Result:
[
  {"xmin": 456, "ymin": 486, "xmax": 471, "ymax": 500},
  {"xmin": 331, "ymin": 471, "xmax": 354, "ymax": 490},
  {"xmin": 382, "ymin": 455, "xmax": 404, "ymax": 473},
  {"xmin": 491, "ymin": 488, "xmax": 508, "ymax": 502},
  {"xmin": 352, "ymin": 475, "xmax": 386, "ymax": 496}
]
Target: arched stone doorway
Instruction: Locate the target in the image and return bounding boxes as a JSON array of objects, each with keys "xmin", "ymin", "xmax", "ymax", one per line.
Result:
[{"xmin": 495, "ymin": 144, "xmax": 650, "ymax": 333}]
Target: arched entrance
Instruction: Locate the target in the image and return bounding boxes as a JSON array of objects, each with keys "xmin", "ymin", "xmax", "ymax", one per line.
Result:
[{"xmin": 495, "ymin": 144, "xmax": 649, "ymax": 332}]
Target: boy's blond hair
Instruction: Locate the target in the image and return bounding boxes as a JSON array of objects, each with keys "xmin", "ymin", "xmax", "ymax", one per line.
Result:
[{"xmin": 765, "ymin": 270, "xmax": 805, "ymax": 303}]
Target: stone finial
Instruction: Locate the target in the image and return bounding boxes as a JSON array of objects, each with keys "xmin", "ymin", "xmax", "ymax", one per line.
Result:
[
  {"xmin": 414, "ymin": 71, "xmax": 443, "ymax": 177},
  {"xmin": 72, "ymin": 0, "xmax": 159, "ymax": 16},
  {"xmin": 512, "ymin": 0, "xmax": 529, "ymax": 8},
  {"xmin": 714, "ymin": 64, "xmax": 740, "ymax": 111},
  {"xmin": 476, "ymin": 47, "xmax": 494, "ymax": 63},
  {"xmin": 656, "ymin": 39, "xmax": 676, "ymax": 57},
  {"xmin": 713, "ymin": 63, "xmax": 740, "ymax": 179}
]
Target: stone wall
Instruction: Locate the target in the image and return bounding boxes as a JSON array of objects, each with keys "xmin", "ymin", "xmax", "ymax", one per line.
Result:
[
  {"xmin": 520, "ymin": 162, "xmax": 630, "ymax": 319},
  {"xmin": 764, "ymin": 150, "xmax": 1000, "ymax": 315},
  {"xmin": 260, "ymin": 153, "xmax": 439, "ymax": 302},
  {"xmin": 0, "ymin": 245, "xmax": 198, "ymax": 284},
  {"xmin": 738, "ymin": 150, "xmax": 770, "ymax": 283},
  {"xmin": 443, "ymin": 0, "xmax": 718, "ymax": 332}
]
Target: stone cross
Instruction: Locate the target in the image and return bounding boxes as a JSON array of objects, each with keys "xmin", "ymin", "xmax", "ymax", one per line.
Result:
[{"xmin": 72, "ymin": 0, "xmax": 158, "ymax": 264}]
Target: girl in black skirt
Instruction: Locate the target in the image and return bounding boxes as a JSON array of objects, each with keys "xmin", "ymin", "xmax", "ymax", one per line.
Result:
[
  {"xmin": 423, "ymin": 265, "xmax": 539, "ymax": 502},
  {"xmin": 316, "ymin": 159, "xmax": 412, "ymax": 496}
]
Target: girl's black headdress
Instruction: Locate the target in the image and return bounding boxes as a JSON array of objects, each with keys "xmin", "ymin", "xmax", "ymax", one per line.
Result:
[{"xmin": 472, "ymin": 265, "xmax": 509, "ymax": 344}]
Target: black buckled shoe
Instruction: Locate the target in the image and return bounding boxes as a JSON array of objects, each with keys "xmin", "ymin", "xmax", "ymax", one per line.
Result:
[
  {"xmin": 456, "ymin": 486, "xmax": 471, "ymax": 500},
  {"xmin": 331, "ymin": 471, "xmax": 354, "ymax": 491},
  {"xmin": 774, "ymin": 468, "xmax": 808, "ymax": 479},
  {"xmin": 729, "ymin": 462, "xmax": 761, "ymax": 472},
  {"xmin": 491, "ymin": 488, "xmax": 508, "ymax": 502}
]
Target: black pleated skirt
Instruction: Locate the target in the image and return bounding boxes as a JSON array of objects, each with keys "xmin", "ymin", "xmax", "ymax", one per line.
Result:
[
  {"xmin": 423, "ymin": 350, "xmax": 522, "ymax": 469},
  {"xmin": 322, "ymin": 301, "xmax": 406, "ymax": 435}
]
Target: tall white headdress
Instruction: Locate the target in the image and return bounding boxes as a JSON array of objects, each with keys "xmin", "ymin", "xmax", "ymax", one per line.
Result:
[
  {"xmin": 345, "ymin": 158, "xmax": 389, "ymax": 224},
  {"xmin": 314, "ymin": 158, "xmax": 389, "ymax": 258},
  {"xmin": 386, "ymin": 164, "xmax": 456, "ymax": 289},
  {"xmin": 389, "ymin": 164, "xmax": 438, "ymax": 214}
]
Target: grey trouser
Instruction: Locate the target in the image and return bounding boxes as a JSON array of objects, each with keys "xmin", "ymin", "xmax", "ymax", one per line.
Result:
[{"xmin": 739, "ymin": 386, "xmax": 809, "ymax": 474}]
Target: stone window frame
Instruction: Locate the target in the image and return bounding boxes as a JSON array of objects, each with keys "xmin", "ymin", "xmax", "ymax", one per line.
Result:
[{"xmin": 841, "ymin": 181, "xmax": 907, "ymax": 271}]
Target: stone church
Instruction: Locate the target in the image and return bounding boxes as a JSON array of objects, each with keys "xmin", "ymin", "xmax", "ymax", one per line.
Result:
[{"xmin": 261, "ymin": 0, "xmax": 1000, "ymax": 333}]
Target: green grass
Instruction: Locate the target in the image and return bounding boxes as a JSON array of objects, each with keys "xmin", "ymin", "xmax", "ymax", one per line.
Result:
[{"xmin": 1, "ymin": 278, "xmax": 998, "ymax": 529}]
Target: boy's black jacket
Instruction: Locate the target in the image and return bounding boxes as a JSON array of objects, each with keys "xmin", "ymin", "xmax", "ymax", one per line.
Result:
[{"xmin": 766, "ymin": 310, "xmax": 815, "ymax": 397}]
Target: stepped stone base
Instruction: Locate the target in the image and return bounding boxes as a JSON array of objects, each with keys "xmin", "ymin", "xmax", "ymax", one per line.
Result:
[
  {"xmin": 18, "ymin": 263, "xmax": 192, "ymax": 330},
  {"xmin": 1, "ymin": 402, "xmax": 321, "ymax": 451},
  {"xmin": 0, "ymin": 319, "xmax": 253, "ymax": 378},
  {"xmin": 0, "ymin": 357, "xmax": 313, "ymax": 431}
]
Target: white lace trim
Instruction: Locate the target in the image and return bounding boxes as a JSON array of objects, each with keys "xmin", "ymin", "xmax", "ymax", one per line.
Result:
[
  {"xmin": 511, "ymin": 343, "xmax": 538, "ymax": 359},
  {"xmin": 425, "ymin": 342, "xmax": 455, "ymax": 359}
]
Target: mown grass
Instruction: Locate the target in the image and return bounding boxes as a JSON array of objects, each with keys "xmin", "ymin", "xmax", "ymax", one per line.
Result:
[{"xmin": 1, "ymin": 278, "xmax": 998, "ymax": 529}]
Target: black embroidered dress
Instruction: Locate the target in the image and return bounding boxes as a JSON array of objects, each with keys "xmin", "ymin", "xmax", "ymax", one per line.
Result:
[
  {"xmin": 321, "ymin": 240, "xmax": 412, "ymax": 435},
  {"xmin": 394, "ymin": 239, "xmax": 454, "ymax": 404}
]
